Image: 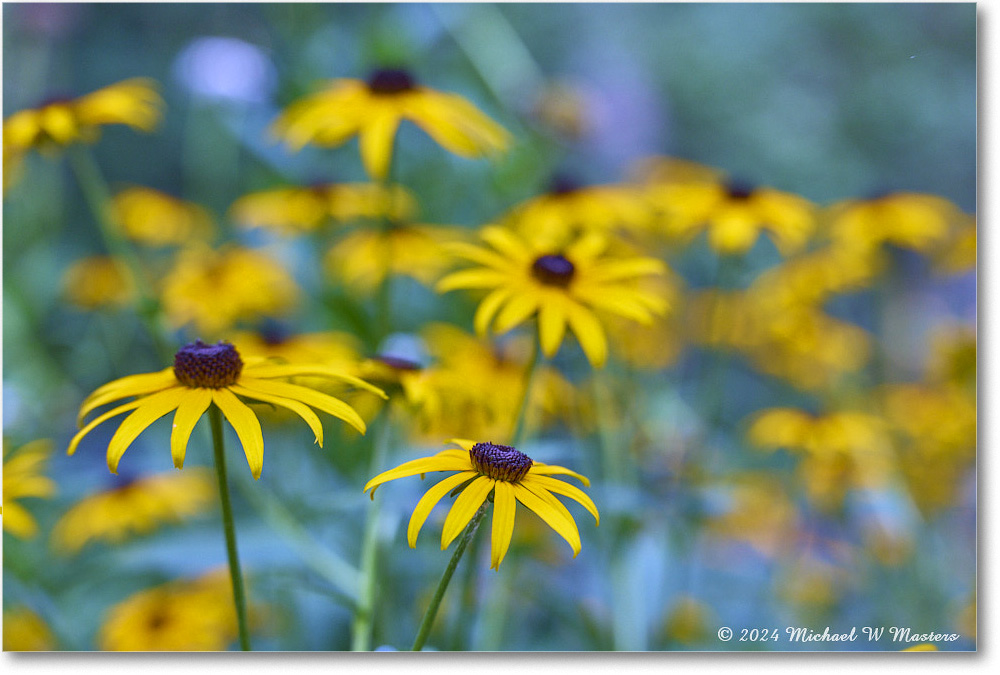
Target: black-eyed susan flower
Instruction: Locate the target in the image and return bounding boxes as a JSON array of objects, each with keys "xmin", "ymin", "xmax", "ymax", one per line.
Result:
[
  {"xmin": 3, "ymin": 78, "xmax": 163, "ymax": 157},
  {"xmin": 645, "ymin": 170, "xmax": 817, "ymax": 255},
  {"xmin": 3, "ymin": 607, "xmax": 56, "ymax": 651},
  {"xmin": 324, "ymin": 223, "xmax": 464, "ymax": 293},
  {"xmin": 98, "ymin": 568, "xmax": 252, "ymax": 651},
  {"xmin": 825, "ymin": 191, "xmax": 966, "ymax": 255},
  {"xmin": 501, "ymin": 175, "xmax": 654, "ymax": 249},
  {"xmin": 69, "ymin": 340, "xmax": 385, "ymax": 479},
  {"xmin": 50, "ymin": 469, "xmax": 216, "ymax": 555},
  {"xmin": 61, "ymin": 255, "xmax": 137, "ymax": 310},
  {"xmin": 364, "ymin": 439, "xmax": 598, "ymax": 569},
  {"xmin": 112, "ymin": 186, "xmax": 214, "ymax": 246},
  {"xmin": 271, "ymin": 69, "xmax": 510, "ymax": 180},
  {"xmin": 230, "ymin": 182, "xmax": 417, "ymax": 234},
  {"xmin": 160, "ymin": 244, "xmax": 299, "ymax": 337},
  {"xmin": 437, "ymin": 226, "xmax": 667, "ymax": 367},
  {"xmin": 2, "ymin": 439, "xmax": 57, "ymax": 539}
]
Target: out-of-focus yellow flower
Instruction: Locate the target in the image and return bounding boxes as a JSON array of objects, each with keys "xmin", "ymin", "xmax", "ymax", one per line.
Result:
[
  {"xmin": 2, "ymin": 439, "xmax": 57, "ymax": 539},
  {"xmin": 357, "ymin": 354, "xmax": 446, "ymax": 434},
  {"xmin": 50, "ymin": 469, "xmax": 216, "ymax": 555},
  {"xmin": 748, "ymin": 409, "xmax": 896, "ymax": 509},
  {"xmin": 603, "ymin": 269, "xmax": 686, "ymax": 370},
  {"xmin": 112, "ymin": 186, "xmax": 214, "ymax": 246},
  {"xmin": 230, "ymin": 182, "xmax": 417, "ymax": 234},
  {"xmin": 662, "ymin": 596, "xmax": 713, "ymax": 647},
  {"xmin": 3, "ymin": 78, "xmax": 163, "ymax": 157},
  {"xmin": 62, "ymin": 255, "xmax": 137, "ymax": 310},
  {"xmin": 324, "ymin": 224, "xmax": 463, "ymax": 293},
  {"xmin": 927, "ymin": 325, "xmax": 976, "ymax": 391},
  {"xmin": 69, "ymin": 340, "xmax": 385, "ymax": 480},
  {"xmin": 631, "ymin": 155, "xmax": 724, "ymax": 186},
  {"xmin": 230, "ymin": 327, "xmax": 363, "ymax": 373},
  {"xmin": 501, "ymin": 176, "xmax": 654, "ymax": 250},
  {"xmin": 825, "ymin": 192, "xmax": 966, "ymax": 255},
  {"xmin": 160, "ymin": 244, "xmax": 299, "ymax": 337},
  {"xmin": 902, "ymin": 644, "xmax": 939, "ymax": 652},
  {"xmin": 365, "ymin": 439, "xmax": 597, "ymax": 569},
  {"xmin": 3, "ymin": 607, "xmax": 56, "ymax": 651},
  {"xmin": 437, "ymin": 226, "xmax": 667, "ymax": 367},
  {"xmin": 706, "ymin": 474, "xmax": 799, "ymax": 558},
  {"xmin": 644, "ymin": 170, "xmax": 816, "ymax": 255},
  {"xmin": 750, "ymin": 246, "xmax": 881, "ymax": 311},
  {"xmin": 98, "ymin": 568, "xmax": 253, "ymax": 651},
  {"xmin": 271, "ymin": 69, "xmax": 510, "ymax": 180},
  {"xmin": 933, "ymin": 214, "xmax": 976, "ymax": 275}
]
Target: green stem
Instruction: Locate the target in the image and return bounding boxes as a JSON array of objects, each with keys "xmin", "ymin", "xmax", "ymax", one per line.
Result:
[
  {"xmin": 411, "ymin": 504, "xmax": 488, "ymax": 652},
  {"xmin": 209, "ymin": 405, "xmax": 252, "ymax": 652},
  {"xmin": 509, "ymin": 337, "xmax": 541, "ymax": 446},
  {"xmin": 446, "ymin": 516, "xmax": 486, "ymax": 650},
  {"xmin": 65, "ymin": 145, "xmax": 173, "ymax": 361},
  {"xmin": 351, "ymin": 413, "xmax": 393, "ymax": 651}
]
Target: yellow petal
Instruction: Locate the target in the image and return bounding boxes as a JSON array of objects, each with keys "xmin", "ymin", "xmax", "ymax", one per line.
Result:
[
  {"xmin": 442, "ymin": 241, "xmax": 511, "ymax": 270},
  {"xmin": 537, "ymin": 299, "xmax": 567, "ymax": 358},
  {"xmin": 473, "ymin": 287, "xmax": 514, "ymax": 335},
  {"xmin": 407, "ymin": 471, "xmax": 478, "ymax": 547},
  {"xmin": 589, "ymin": 257, "xmax": 666, "ymax": 283},
  {"xmin": 528, "ymin": 463, "xmax": 591, "ymax": 486},
  {"xmin": 512, "ymin": 483, "xmax": 581, "ymax": 557},
  {"xmin": 106, "ymin": 388, "xmax": 187, "ymax": 474},
  {"xmin": 441, "ymin": 476, "xmax": 494, "ymax": 549},
  {"xmin": 446, "ymin": 439, "xmax": 478, "ymax": 451},
  {"xmin": 169, "ymin": 388, "xmax": 213, "ymax": 469},
  {"xmin": 68, "ymin": 400, "xmax": 145, "ymax": 456},
  {"xmin": 1, "ymin": 501, "xmax": 39, "ymax": 539},
  {"xmin": 241, "ymin": 364, "xmax": 386, "ymax": 399},
  {"xmin": 433, "ymin": 268, "xmax": 507, "ymax": 292},
  {"xmin": 359, "ymin": 108, "xmax": 401, "ymax": 180},
  {"xmin": 490, "ymin": 481, "xmax": 517, "ymax": 569},
  {"xmin": 213, "ymin": 388, "xmax": 265, "ymax": 480},
  {"xmin": 493, "ymin": 291, "xmax": 539, "ymax": 334},
  {"xmin": 522, "ymin": 474, "xmax": 599, "ymax": 524},
  {"xmin": 230, "ymin": 383, "xmax": 324, "ymax": 448},
  {"xmin": 364, "ymin": 456, "xmax": 474, "ymax": 496},
  {"xmin": 238, "ymin": 377, "xmax": 367, "ymax": 434},
  {"xmin": 479, "ymin": 226, "xmax": 532, "ymax": 263},
  {"xmin": 78, "ymin": 368, "xmax": 178, "ymax": 425},
  {"xmin": 564, "ymin": 302, "xmax": 607, "ymax": 368}
]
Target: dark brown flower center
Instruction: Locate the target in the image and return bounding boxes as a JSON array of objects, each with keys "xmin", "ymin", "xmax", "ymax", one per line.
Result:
[
  {"xmin": 469, "ymin": 442, "xmax": 533, "ymax": 482},
  {"xmin": 368, "ymin": 69, "xmax": 416, "ymax": 95},
  {"xmin": 173, "ymin": 340, "xmax": 243, "ymax": 388},
  {"xmin": 549, "ymin": 174, "xmax": 580, "ymax": 196},
  {"xmin": 725, "ymin": 179, "xmax": 756, "ymax": 200},
  {"xmin": 531, "ymin": 254, "xmax": 575, "ymax": 287}
]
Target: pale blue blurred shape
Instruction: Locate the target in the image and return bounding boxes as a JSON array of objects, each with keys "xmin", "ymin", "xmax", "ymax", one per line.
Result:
[{"xmin": 172, "ymin": 36, "xmax": 277, "ymax": 104}]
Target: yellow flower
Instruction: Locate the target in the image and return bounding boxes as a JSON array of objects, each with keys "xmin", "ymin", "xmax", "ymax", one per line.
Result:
[
  {"xmin": 3, "ymin": 78, "xmax": 163, "ymax": 156},
  {"xmin": 62, "ymin": 255, "xmax": 137, "ymax": 310},
  {"xmin": 68, "ymin": 340, "xmax": 385, "ymax": 479},
  {"xmin": 230, "ymin": 182, "xmax": 417, "ymax": 234},
  {"xmin": 825, "ymin": 191, "xmax": 966, "ymax": 255},
  {"xmin": 364, "ymin": 439, "xmax": 598, "ymax": 569},
  {"xmin": 602, "ymin": 269, "xmax": 686, "ymax": 370},
  {"xmin": 662, "ymin": 596, "xmax": 713, "ymax": 647},
  {"xmin": 271, "ymin": 69, "xmax": 510, "ymax": 180},
  {"xmin": 3, "ymin": 607, "xmax": 56, "ymax": 651},
  {"xmin": 437, "ymin": 226, "xmax": 667, "ymax": 367},
  {"xmin": 933, "ymin": 214, "xmax": 976, "ymax": 274},
  {"xmin": 706, "ymin": 473, "xmax": 799, "ymax": 558},
  {"xmin": 501, "ymin": 175, "xmax": 654, "ymax": 249},
  {"xmin": 630, "ymin": 155, "xmax": 724, "ymax": 186},
  {"xmin": 229, "ymin": 326, "xmax": 364, "ymax": 373},
  {"xmin": 324, "ymin": 223, "xmax": 462, "ymax": 293},
  {"xmin": 2, "ymin": 439, "xmax": 57, "ymax": 539},
  {"xmin": 160, "ymin": 244, "xmax": 299, "ymax": 337},
  {"xmin": 50, "ymin": 469, "xmax": 216, "ymax": 555},
  {"xmin": 112, "ymin": 186, "xmax": 214, "ymax": 246},
  {"xmin": 926, "ymin": 325, "xmax": 976, "ymax": 391},
  {"xmin": 646, "ymin": 172, "xmax": 816, "ymax": 255},
  {"xmin": 98, "ymin": 568, "xmax": 250, "ymax": 651}
]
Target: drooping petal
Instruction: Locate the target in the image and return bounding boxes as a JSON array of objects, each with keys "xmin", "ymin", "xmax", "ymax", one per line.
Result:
[
  {"xmin": 564, "ymin": 301, "xmax": 607, "ymax": 367},
  {"xmin": 537, "ymin": 299, "xmax": 568, "ymax": 358},
  {"xmin": 512, "ymin": 483, "xmax": 581, "ymax": 557},
  {"xmin": 479, "ymin": 226, "xmax": 533, "ymax": 264},
  {"xmin": 407, "ymin": 471, "xmax": 478, "ymax": 547},
  {"xmin": 490, "ymin": 481, "xmax": 517, "ymax": 569},
  {"xmin": 492, "ymin": 291, "xmax": 539, "ymax": 334},
  {"xmin": 169, "ymin": 388, "xmax": 213, "ymax": 469},
  {"xmin": 230, "ymin": 383, "xmax": 324, "ymax": 448},
  {"xmin": 441, "ymin": 476, "xmax": 495, "ymax": 549},
  {"xmin": 240, "ymin": 364, "xmax": 387, "ymax": 399},
  {"xmin": 522, "ymin": 474, "xmax": 599, "ymax": 524},
  {"xmin": 106, "ymin": 388, "xmax": 187, "ymax": 474},
  {"xmin": 238, "ymin": 377, "xmax": 366, "ymax": 434},
  {"xmin": 527, "ymin": 463, "xmax": 591, "ymax": 486},
  {"xmin": 589, "ymin": 257, "xmax": 666, "ymax": 283},
  {"xmin": 441, "ymin": 242, "xmax": 511, "ymax": 270},
  {"xmin": 359, "ymin": 108, "xmax": 401, "ymax": 180},
  {"xmin": 77, "ymin": 368, "xmax": 178, "ymax": 425},
  {"xmin": 473, "ymin": 287, "xmax": 514, "ymax": 336},
  {"xmin": 68, "ymin": 399, "xmax": 145, "ymax": 456},
  {"xmin": 433, "ymin": 267, "xmax": 508, "ymax": 292},
  {"xmin": 213, "ymin": 388, "xmax": 265, "ymax": 480},
  {"xmin": 364, "ymin": 456, "xmax": 474, "ymax": 496}
]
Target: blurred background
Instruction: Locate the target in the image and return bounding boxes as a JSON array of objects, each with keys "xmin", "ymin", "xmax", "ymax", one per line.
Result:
[{"xmin": 2, "ymin": 2, "xmax": 976, "ymax": 651}]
